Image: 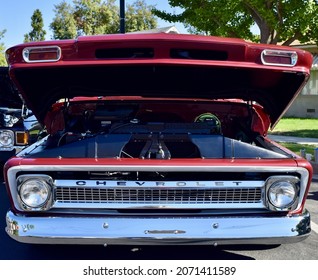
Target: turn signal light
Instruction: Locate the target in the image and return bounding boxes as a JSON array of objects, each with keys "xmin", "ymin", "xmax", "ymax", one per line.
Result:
[
  {"xmin": 22, "ymin": 46, "xmax": 61, "ymax": 63},
  {"xmin": 261, "ymin": 50, "xmax": 297, "ymax": 67},
  {"xmin": 15, "ymin": 131, "xmax": 29, "ymax": 145}
]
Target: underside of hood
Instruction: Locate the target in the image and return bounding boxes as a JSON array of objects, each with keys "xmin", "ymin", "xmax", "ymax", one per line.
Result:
[
  {"xmin": 10, "ymin": 64, "xmax": 309, "ymax": 128},
  {"xmin": 6, "ymin": 33, "xmax": 312, "ymax": 128}
]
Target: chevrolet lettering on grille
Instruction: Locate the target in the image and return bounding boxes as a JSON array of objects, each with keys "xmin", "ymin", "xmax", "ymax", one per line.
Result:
[{"xmin": 73, "ymin": 180, "xmax": 246, "ymax": 187}]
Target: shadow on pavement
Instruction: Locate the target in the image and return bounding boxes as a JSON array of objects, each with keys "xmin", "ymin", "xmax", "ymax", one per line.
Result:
[{"xmin": 2, "ymin": 243, "xmax": 257, "ymax": 260}]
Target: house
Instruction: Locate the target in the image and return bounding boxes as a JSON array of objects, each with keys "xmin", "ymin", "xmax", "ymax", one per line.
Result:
[
  {"xmin": 128, "ymin": 26, "xmax": 180, "ymax": 34},
  {"xmin": 284, "ymin": 43, "xmax": 318, "ymax": 118}
]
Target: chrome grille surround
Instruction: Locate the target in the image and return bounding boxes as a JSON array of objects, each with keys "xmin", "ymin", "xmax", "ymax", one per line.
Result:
[
  {"xmin": 53, "ymin": 180, "xmax": 264, "ymax": 209},
  {"xmin": 6, "ymin": 164, "xmax": 310, "ymax": 212}
]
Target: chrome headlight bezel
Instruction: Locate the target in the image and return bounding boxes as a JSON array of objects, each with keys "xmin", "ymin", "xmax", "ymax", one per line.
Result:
[
  {"xmin": 0, "ymin": 130, "xmax": 14, "ymax": 150},
  {"xmin": 17, "ymin": 175, "xmax": 54, "ymax": 211},
  {"xmin": 265, "ymin": 176, "xmax": 300, "ymax": 211}
]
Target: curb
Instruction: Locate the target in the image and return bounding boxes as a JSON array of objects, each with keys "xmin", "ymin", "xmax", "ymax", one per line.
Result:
[
  {"xmin": 311, "ymin": 161, "xmax": 318, "ymax": 176},
  {"xmin": 312, "ymin": 175, "xmax": 318, "ymax": 182}
]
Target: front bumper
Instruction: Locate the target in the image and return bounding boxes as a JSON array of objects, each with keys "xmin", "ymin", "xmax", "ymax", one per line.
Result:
[{"xmin": 6, "ymin": 210, "xmax": 311, "ymax": 245}]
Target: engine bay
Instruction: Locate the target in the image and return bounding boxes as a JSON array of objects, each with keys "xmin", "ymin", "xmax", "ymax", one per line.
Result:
[{"xmin": 23, "ymin": 98, "xmax": 291, "ymax": 159}]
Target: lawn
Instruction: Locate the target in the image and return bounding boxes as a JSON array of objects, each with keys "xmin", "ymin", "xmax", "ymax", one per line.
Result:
[
  {"xmin": 278, "ymin": 142, "xmax": 316, "ymax": 157},
  {"xmin": 270, "ymin": 117, "xmax": 318, "ymax": 138},
  {"xmin": 270, "ymin": 118, "xmax": 318, "ymax": 157}
]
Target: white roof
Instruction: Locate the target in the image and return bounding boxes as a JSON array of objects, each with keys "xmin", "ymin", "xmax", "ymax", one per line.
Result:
[{"xmin": 128, "ymin": 26, "xmax": 180, "ymax": 34}]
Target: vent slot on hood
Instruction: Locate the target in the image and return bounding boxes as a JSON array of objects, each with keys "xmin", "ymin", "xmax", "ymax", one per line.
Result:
[
  {"xmin": 95, "ymin": 48, "xmax": 228, "ymax": 61},
  {"xmin": 96, "ymin": 48, "xmax": 154, "ymax": 59},
  {"xmin": 170, "ymin": 49, "xmax": 228, "ymax": 60}
]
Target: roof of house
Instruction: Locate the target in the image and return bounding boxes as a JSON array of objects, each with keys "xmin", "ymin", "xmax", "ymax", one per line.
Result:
[{"xmin": 127, "ymin": 26, "xmax": 180, "ymax": 34}]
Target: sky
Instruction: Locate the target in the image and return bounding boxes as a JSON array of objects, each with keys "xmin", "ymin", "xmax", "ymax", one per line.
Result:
[{"xmin": 0, "ymin": 0, "xmax": 186, "ymax": 49}]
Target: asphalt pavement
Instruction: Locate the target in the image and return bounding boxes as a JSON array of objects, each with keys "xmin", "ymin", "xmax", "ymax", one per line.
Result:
[{"xmin": 268, "ymin": 134, "xmax": 318, "ymax": 145}]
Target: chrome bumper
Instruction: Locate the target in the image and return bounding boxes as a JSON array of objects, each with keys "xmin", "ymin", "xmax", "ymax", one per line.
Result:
[{"xmin": 6, "ymin": 210, "xmax": 311, "ymax": 245}]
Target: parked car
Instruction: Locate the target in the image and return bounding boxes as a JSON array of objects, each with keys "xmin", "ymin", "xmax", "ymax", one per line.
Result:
[
  {"xmin": 0, "ymin": 67, "xmax": 40, "ymax": 163},
  {"xmin": 3, "ymin": 33, "xmax": 313, "ymax": 245}
]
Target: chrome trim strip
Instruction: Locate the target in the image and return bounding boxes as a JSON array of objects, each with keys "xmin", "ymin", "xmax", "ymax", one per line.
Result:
[
  {"xmin": 0, "ymin": 147, "xmax": 25, "ymax": 153},
  {"xmin": 55, "ymin": 179, "xmax": 265, "ymax": 188},
  {"xmin": 53, "ymin": 201, "xmax": 264, "ymax": 210},
  {"xmin": 0, "ymin": 146, "xmax": 25, "ymax": 152},
  {"xmin": 7, "ymin": 165, "xmax": 309, "ymax": 212},
  {"xmin": 6, "ymin": 209, "xmax": 311, "ymax": 245}
]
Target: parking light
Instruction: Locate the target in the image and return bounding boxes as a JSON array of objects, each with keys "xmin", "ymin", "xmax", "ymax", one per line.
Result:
[
  {"xmin": 22, "ymin": 46, "xmax": 61, "ymax": 63},
  {"xmin": 15, "ymin": 131, "xmax": 28, "ymax": 145},
  {"xmin": 261, "ymin": 50, "xmax": 298, "ymax": 67}
]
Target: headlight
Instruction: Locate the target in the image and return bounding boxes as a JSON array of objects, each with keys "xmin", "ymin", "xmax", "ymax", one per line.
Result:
[
  {"xmin": 266, "ymin": 176, "xmax": 299, "ymax": 211},
  {"xmin": 0, "ymin": 130, "xmax": 14, "ymax": 148},
  {"xmin": 18, "ymin": 175, "xmax": 53, "ymax": 210}
]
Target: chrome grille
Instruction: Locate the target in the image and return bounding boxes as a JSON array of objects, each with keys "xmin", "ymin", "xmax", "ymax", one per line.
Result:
[
  {"xmin": 53, "ymin": 179, "xmax": 265, "ymax": 209},
  {"xmin": 56, "ymin": 187, "xmax": 261, "ymax": 203}
]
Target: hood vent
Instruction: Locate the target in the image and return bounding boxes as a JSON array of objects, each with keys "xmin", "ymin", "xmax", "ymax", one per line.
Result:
[
  {"xmin": 95, "ymin": 47, "xmax": 228, "ymax": 61},
  {"xmin": 170, "ymin": 49, "xmax": 228, "ymax": 60},
  {"xmin": 96, "ymin": 48, "xmax": 154, "ymax": 59}
]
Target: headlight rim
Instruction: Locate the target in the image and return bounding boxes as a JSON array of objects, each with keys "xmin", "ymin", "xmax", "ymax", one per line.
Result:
[
  {"xmin": 265, "ymin": 175, "xmax": 300, "ymax": 211},
  {"xmin": 17, "ymin": 175, "xmax": 53, "ymax": 211},
  {"xmin": 0, "ymin": 129, "xmax": 14, "ymax": 148}
]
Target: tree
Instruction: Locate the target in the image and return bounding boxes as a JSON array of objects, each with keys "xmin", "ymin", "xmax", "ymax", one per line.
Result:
[
  {"xmin": 153, "ymin": 0, "xmax": 318, "ymax": 45},
  {"xmin": 50, "ymin": 0, "xmax": 158, "ymax": 39},
  {"xmin": 50, "ymin": 1, "xmax": 77, "ymax": 39},
  {"xmin": 73, "ymin": 0, "xmax": 119, "ymax": 35},
  {"xmin": 0, "ymin": 29, "xmax": 7, "ymax": 66},
  {"xmin": 125, "ymin": 0, "xmax": 157, "ymax": 32},
  {"xmin": 24, "ymin": 9, "xmax": 47, "ymax": 42}
]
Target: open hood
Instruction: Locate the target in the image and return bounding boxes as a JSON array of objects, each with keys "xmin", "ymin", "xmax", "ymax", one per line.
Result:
[{"xmin": 5, "ymin": 33, "xmax": 312, "ymax": 128}]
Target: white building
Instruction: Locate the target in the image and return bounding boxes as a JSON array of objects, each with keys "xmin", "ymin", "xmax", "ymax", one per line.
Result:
[{"xmin": 285, "ymin": 43, "xmax": 318, "ymax": 118}]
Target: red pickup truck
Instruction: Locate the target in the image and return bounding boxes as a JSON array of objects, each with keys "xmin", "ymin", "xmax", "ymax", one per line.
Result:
[{"xmin": 3, "ymin": 33, "xmax": 313, "ymax": 246}]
